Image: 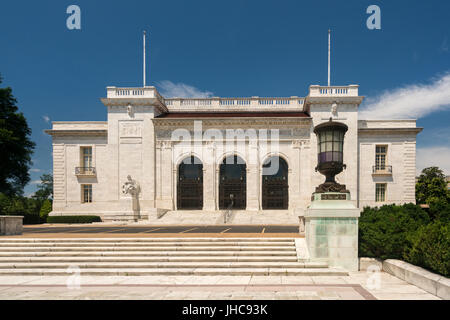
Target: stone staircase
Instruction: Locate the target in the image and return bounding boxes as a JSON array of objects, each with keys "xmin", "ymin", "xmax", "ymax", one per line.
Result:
[
  {"xmin": 146, "ymin": 210, "xmax": 300, "ymax": 225},
  {"xmin": 0, "ymin": 238, "xmax": 347, "ymax": 276}
]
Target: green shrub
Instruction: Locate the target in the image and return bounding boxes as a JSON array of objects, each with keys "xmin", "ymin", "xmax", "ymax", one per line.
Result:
[
  {"xmin": 47, "ymin": 216, "xmax": 102, "ymax": 224},
  {"xmin": 428, "ymin": 198, "xmax": 450, "ymax": 223},
  {"xmin": 404, "ymin": 221, "xmax": 450, "ymax": 277},
  {"xmin": 39, "ymin": 199, "xmax": 52, "ymax": 223},
  {"xmin": 359, "ymin": 203, "xmax": 430, "ymax": 259}
]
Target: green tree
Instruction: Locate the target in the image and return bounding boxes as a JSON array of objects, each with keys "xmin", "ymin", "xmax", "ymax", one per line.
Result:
[
  {"xmin": 416, "ymin": 167, "xmax": 449, "ymax": 205},
  {"xmin": 0, "ymin": 74, "xmax": 35, "ymax": 196},
  {"xmin": 33, "ymin": 173, "xmax": 53, "ymax": 201},
  {"xmin": 39, "ymin": 199, "xmax": 52, "ymax": 223}
]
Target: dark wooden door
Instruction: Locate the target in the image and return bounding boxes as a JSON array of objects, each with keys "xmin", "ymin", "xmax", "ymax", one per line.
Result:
[
  {"xmin": 177, "ymin": 156, "xmax": 203, "ymax": 210},
  {"xmin": 219, "ymin": 155, "xmax": 246, "ymax": 209},
  {"xmin": 262, "ymin": 157, "xmax": 288, "ymax": 209}
]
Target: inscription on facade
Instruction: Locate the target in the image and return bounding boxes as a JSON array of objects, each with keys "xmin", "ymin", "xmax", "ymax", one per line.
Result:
[
  {"xmin": 321, "ymin": 194, "xmax": 347, "ymax": 200},
  {"xmin": 120, "ymin": 122, "xmax": 142, "ymax": 138}
]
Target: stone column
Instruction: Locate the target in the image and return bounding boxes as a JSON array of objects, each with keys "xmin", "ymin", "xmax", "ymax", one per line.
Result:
[
  {"xmin": 158, "ymin": 141, "xmax": 174, "ymax": 209},
  {"xmin": 203, "ymin": 142, "xmax": 216, "ymax": 211},
  {"xmin": 291, "ymin": 140, "xmax": 302, "ymax": 212}
]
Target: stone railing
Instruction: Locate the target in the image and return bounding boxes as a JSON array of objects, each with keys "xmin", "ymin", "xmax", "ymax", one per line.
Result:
[
  {"xmin": 165, "ymin": 96, "xmax": 305, "ymax": 109},
  {"xmin": 308, "ymin": 85, "xmax": 359, "ymax": 97},
  {"xmin": 372, "ymin": 165, "xmax": 392, "ymax": 175},
  {"xmin": 106, "ymin": 86, "xmax": 164, "ymax": 102},
  {"xmin": 105, "ymin": 87, "xmax": 305, "ymax": 110}
]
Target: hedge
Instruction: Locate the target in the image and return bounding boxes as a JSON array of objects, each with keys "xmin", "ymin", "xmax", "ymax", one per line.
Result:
[
  {"xmin": 359, "ymin": 203, "xmax": 430, "ymax": 260},
  {"xmin": 404, "ymin": 221, "xmax": 450, "ymax": 277},
  {"xmin": 47, "ymin": 216, "xmax": 102, "ymax": 224}
]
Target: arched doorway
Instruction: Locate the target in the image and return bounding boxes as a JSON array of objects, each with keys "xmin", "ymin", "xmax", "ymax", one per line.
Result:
[
  {"xmin": 219, "ymin": 155, "xmax": 246, "ymax": 209},
  {"xmin": 262, "ymin": 156, "xmax": 288, "ymax": 209},
  {"xmin": 177, "ymin": 156, "xmax": 203, "ymax": 210}
]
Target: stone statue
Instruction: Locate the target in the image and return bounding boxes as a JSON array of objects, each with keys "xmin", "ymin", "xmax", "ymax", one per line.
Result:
[
  {"xmin": 122, "ymin": 175, "xmax": 139, "ymax": 196},
  {"xmin": 122, "ymin": 175, "xmax": 140, "ymax": 221}
]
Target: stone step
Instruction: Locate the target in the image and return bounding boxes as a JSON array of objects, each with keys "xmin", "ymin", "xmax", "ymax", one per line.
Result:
[
  {"xmin": 0, "ymin": 250, "xmax": 297, "ymax": 257},
  {"xmin": 0, "ymin": 261, "xmax": 326, "ymax": 269},
  {"xmin": 0, "ymin": 256, "xmax": 299, "ymax": 263},
  {"xmin": 0, "ymin": 267, "xmax": 347, "ymax": 276},
  {"xmin": 0, "ymin": 246, "xmax": 296, "ymax": 252},
  {"xmin": 0, "ymin": 241, "xmax": 294, "ymax": 248}
]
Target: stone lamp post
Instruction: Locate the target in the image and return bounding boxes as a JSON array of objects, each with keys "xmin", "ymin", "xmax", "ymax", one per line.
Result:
[
  {"xmin": 313, "ymin": 119, "xmax": 349, "ymax": 195},
  {"xmin": 304, "ymin": 118, "xmax": 360, "ymax": 271}
]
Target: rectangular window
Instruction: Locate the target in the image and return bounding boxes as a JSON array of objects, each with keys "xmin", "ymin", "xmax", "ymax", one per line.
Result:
[
  {"xmin": 82, "ymin": 184, "xmax": 92, "ymax": 203},
  {"xmin": 375, "ymin": 145, "xmax": 387, "ymax": 170},
  {"xmin": 375, "ymin": 183, "xmax": 386, "ymax": 202},
  {"xmin": 80, "ymin": 147, "xmax": 93, "ymax": 174}
]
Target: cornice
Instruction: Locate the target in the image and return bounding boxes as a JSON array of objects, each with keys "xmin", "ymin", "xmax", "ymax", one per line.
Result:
[
  {"xmin": 100, "ymin": 97, "xmax": 168, "ymax": 113},
  {"xmin": 358, "ymin": 127, "xmax": 423, "ymax": 135},
  {"xmin": 153, "ymin": 117, "xmax": 312, "ymax": 127},
  {"xmin": 305, "ymin": 96, "xmax": 364, "ymax": 105},
  {"xmin": 45, "ymin": 129, "xmax": 108, "ymax": 137}
]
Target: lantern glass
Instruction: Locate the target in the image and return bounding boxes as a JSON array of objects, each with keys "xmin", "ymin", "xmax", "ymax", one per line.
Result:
[{"xmin": 317, "ymin": 128, "xmax": 345, "ymax": 165}]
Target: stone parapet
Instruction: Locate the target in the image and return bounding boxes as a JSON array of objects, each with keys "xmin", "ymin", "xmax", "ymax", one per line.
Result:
[
  {"xmin": 382, "ymin": 259, "xmax": 449, "ymax": 300},
  {"xmin": 0, "ymin": 216, "xmax": 24, "ymax": 235}
]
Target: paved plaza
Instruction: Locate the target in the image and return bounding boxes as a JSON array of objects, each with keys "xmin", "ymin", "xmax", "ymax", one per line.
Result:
[
  {"xmin": 0, "ymin": 272, "xmax": 440, "ymax": 300},
  {"xmin": 0, "ymin": 226, "xmax": 443, "ymax": 300}
]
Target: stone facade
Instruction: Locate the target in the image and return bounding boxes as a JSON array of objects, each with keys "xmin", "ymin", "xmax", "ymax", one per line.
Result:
[{"xmin": 46, "ymin": 85, "xmax": 422, "ymax": 222}]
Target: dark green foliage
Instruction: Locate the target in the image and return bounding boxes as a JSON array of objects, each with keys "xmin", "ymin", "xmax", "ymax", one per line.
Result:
[
  {"xmin": 47, "ymin": 216, "xmax": 102, "ymax": 224},
  {"xmin": 359, "ymin": 203, "xmax": 430, "ymax": 259},
  {"xmin": 33, "ymin": 174, "xmax": 53, "ymax": 201},
  {"xmin": 428, "ymin": 198, "xmax": 450, "ymax": 223},
  {"xmin": 416, "ymin": 167, "xmax": 449, "ymax": 205},
  {"xmin": 39, "ymin": 199, "xmax": 52, "ymax": 222},
  {"xmin": 0, "ymin": 193, "xmax": 41, "ymax": 224},
  {"xmin": 404, "ymin": 221, "xmax": 450, "ymax": 277},
  {"xmin": 0, "ymin": 74, "xmax": 35, "ymax": 196}
]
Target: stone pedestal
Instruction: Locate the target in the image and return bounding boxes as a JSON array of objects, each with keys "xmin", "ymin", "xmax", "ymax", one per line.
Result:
[
  {"xmin": 0, "ymin": 216, "xmax": 24, "ymax": 235},
  {"xmin": 305, "ymin": 192, "xmax": 360, "ymax": 271}
]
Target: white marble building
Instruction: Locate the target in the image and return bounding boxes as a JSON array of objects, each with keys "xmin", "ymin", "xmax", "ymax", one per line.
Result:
[{"xmin": 46, "ymin": 84, "xmax": 422, "ymax": 223}]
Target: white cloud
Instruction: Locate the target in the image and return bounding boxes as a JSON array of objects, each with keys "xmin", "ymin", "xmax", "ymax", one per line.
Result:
[
  {"xmin": 43, "ymin": 115, "xmax": 50, "ymax": 123},
  {"xmin": 157, "ymin": 80, "xmax": 214, "ymax": 98},
  {"xmin": 30, "ymin": 180, "xmax": 41, "ymax": 185},
  {"xmin": 359, "ymin": 73, "xmax": 450, "ymax": 119},
  {"xmin": 29, "ymin": 169, "xmax": 41, "ymax": 173},
  {"xmin": 416, "ymin": 146, "xmax": 450, "ymax": 176}
]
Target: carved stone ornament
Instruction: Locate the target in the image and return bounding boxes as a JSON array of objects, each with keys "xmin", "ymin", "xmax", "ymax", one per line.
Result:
[
  {"xmin": 331, "ymin": 102, "xmax": 338, "ymax": 117},
  {"xmin": 127, "ymin": 105, "xmax": 134, "ymax": 118},
  {"xmin": 315, "ymin": 181, "xmax": 349, "ymax": 193}
]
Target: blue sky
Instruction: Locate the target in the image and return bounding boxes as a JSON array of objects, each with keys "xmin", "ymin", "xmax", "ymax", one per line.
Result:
[{"xmin": 0, "ymin": 0, "xmax": 449, "ymax": 196}]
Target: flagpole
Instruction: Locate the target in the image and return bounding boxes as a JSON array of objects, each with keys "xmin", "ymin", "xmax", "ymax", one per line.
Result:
[
  {"xmin": 143, "ymin": 30, "xmax": 146, "ymax": 87},
  {"xmin": 328, "ymin": 29, "xmax": 331, "ymax": 87}
]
